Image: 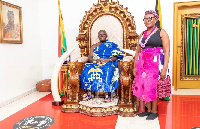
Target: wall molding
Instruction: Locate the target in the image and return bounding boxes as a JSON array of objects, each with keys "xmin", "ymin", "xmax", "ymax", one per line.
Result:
[{"xmin": 0, "ymin": 88, "xmax": 37, "ymax": 108}]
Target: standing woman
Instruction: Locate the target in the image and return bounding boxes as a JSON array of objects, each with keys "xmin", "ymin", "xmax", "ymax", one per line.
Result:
[{"xmin": 133, "ymin": 10, "xmax": 170, "ymax": 120}]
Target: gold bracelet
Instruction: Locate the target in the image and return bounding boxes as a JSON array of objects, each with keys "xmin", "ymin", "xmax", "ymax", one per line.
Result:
[{"xmin": 93, "ymin": 60, "xmax": 97, "ymax": 63}]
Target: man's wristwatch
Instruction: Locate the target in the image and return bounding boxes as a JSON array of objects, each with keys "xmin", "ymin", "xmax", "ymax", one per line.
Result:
[{"xmin": 109, "ymin": 58, "xmax": 112, "ymax": 62}]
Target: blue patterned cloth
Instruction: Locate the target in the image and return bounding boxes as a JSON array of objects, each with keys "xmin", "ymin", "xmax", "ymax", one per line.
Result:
[{"xmin": 80, "ymin": 40, "xmax": 124, "ymax": 93}]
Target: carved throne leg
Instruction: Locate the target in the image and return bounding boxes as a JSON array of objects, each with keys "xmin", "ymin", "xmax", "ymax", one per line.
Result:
[
  {"xmin": 128, "ymin": 86, "xmax": 132, "ymax": 104},
  {"xmin": 121, "ymin": 85, "xmax": 124, "ymax": 104},
  {"xmin": 75, "ymin": 83, "xmax": 79, "ymax": 102},
  {"xmin": 67, "ymin": 89, "xmax": 72, "ymax": 102}
]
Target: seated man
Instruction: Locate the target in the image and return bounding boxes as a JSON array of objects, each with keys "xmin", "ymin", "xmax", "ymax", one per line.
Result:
[{"xmin": 80, "ymin": 30, "xmax": 124, "ymax": 102}]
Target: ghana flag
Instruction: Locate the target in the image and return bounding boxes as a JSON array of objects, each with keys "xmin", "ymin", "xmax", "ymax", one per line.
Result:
[
  {"xmin": 58, "ymin": 0, "xmax": 67, "ymax": 57},
  {"xmin": 155, "ymin": 0, "xmax": 162, "ymax": 28},
  {"xmin": 58, "ymin": 0, "xmax": 67, "ymax": 96}
]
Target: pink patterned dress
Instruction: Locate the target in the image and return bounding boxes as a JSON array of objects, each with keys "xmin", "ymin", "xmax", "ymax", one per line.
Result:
[
  {"xmin": 133, "ymin": 28, "xmax": 170, "ymax": 102},
  {"xmin": 133, "ymin": 47, "xmax": 163, "ymax": 102}
]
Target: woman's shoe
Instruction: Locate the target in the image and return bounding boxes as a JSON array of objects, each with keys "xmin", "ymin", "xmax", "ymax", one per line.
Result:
[
  {"xmin": 138, "ymin": 111, "xmax": 151, "ymax": 117},
  {"xmin": 146, "ymin": 113, "xmax": 159, "ymax": 120}
]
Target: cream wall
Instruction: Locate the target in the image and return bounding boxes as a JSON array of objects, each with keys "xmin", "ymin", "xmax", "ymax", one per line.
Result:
[
  {"xmin": 0, "ymin": 0, "xmax": 199, "ymax": 104},
  {"xmin": 0, "ymin": 0, "xmax": 43, "ymax": 104}
]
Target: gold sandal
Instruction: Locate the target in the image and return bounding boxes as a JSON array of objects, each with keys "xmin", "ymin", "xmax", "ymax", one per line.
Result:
[
  {"xmin": 104, "ymin": 95, "xmax": 111, "ymax": 103},
  {"xmin": 82, "ymin": 94, "xmax": 93, "ymax": 101}
]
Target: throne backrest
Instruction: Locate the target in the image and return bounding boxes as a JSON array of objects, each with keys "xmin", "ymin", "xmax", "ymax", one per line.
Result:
[
  {"xmin": 91, "ymin": 15, "xmax": 123, "ymax": 49},
  {"xmin": 76, "ymin": 0, "xmax": 139, "ymax": 57}
]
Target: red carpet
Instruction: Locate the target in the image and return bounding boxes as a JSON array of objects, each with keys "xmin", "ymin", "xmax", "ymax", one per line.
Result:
[{"xmin": 0, "ymin": 93, "xmax": 200, "ymax": 129}]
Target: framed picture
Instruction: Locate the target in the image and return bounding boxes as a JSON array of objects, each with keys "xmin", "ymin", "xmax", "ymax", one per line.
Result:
[{"xmin": 0, "ymin": 1, "xmax": 23, "ymax": 43}]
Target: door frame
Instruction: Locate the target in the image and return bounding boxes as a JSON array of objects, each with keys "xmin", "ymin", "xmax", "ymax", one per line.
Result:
[{"xmin": 173, "ymin": 1, "xmax": 200, "ymax": 90}]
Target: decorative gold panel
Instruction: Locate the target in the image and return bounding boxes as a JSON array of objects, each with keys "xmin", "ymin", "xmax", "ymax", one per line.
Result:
[{"xmin": 76, "ymin": 0, "xmax": 138, "ymax": 57}]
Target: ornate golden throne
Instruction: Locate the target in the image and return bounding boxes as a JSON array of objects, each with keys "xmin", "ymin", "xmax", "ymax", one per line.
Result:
[{"xmin": 61, "ymin": 0, "xmax": 139, "ymax": 117}]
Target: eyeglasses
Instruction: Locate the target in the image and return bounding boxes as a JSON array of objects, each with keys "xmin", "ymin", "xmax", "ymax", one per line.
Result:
[{"xmin": 143, "ymin": 17, "xmax": 155, "ymax": 21}]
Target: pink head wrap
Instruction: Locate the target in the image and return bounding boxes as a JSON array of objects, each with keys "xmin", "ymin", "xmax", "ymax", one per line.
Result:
[{"xmin": 145, "ymin": 10, "xmax": 159, "ymax": 20}]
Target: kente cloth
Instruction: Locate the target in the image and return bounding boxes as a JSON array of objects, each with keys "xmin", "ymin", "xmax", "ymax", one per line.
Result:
[
  {"xmin": 133, "ymin": 47, "xmax": 168, "ymax": 102},
  {"xmin": 80, "ymin": 40, "xmax": 124, "ymax": 93}
]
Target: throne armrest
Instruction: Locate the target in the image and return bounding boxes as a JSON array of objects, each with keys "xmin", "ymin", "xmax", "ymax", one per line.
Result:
[
  {"xmin": 75, "ymin": 57, "xmax": 88, "ymax": 63},
  {"xmin": 123, "ymin": 56, "xmax": 133, "ymax": 62}
]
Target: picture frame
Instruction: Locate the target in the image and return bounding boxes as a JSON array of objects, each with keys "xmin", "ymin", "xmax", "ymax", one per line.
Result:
[
  {"xmin": 99, "ymin": 0, "xmax": 109, "ymax": 3},
  {"xmin": 0, "ymin": 1, "xmax": 23, "ymax": 44},
  {"xmin": 100, "ymin": 0, "xmax": 109, "ymax": 2}
]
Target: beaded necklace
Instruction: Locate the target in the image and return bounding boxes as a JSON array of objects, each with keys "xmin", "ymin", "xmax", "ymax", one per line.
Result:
[{"xmin": 139, "ymin": 26, "xmax": 157, "ymax": 48}]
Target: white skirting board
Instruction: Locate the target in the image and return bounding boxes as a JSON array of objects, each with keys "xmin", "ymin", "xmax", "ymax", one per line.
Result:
[
  {"xmin": 0, "ymin": 88, "xmax": 37, "ymax": 108},
  {"xmin": 0, "ymin": 91, "xmax": 50, "ymax": 121}
]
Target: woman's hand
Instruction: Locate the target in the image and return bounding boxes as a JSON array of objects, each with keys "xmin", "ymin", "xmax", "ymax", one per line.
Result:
[{"xmin": 160, "ymin": 69, "xmax": 167, "ymax": 81}]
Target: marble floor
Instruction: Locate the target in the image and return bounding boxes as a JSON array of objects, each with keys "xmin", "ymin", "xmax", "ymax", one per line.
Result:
[{"xmin": 0, "ymin": 88, "xmax": 200, "ymax": 129}]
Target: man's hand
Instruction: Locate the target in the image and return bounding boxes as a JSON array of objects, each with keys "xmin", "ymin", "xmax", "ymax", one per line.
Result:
[{"xmin": 97, "ymin": 58, "xmax": 109, "ymax": 64}]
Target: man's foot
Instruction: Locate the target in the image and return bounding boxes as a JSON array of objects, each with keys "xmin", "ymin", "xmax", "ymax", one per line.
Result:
[
  {"xmin": 138, "ymin": 111, "xmax": 151, "ymax": 117},
  {"xmin": 146, "ymin": 113, "xmax": 159, "ymax": 120},
  {"xmin": 104, "ymin": 95, "xmax": 111, "ymax": 103},
  {"xmin": 82, "ymin": 94, "xmax": 87, "ymax": 101},
  {"xmin": 82, "ymin": 94, "xmax": 93, "ymax": 101}
]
